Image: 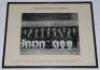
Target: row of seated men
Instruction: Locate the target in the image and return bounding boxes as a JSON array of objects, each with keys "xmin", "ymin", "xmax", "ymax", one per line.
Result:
[
  {"xmin": 21, "ymin": 40, "xmax": 78, "ymax": 50},
  {"xmin": 21, "ymin": 27, "xmax": 79, "ymax": 50}
]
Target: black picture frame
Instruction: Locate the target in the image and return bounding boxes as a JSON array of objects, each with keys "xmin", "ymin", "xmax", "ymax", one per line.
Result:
[{"xmin": 2, "ymin": 2, "xmax": 98, "ymax": 68}]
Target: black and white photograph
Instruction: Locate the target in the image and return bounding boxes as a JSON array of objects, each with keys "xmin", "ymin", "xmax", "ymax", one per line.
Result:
[
  {"xmin": 20, "ymin": 13, "xmax": 80, "ymax": 55},
  {"xmin": 2, "ymin": 2, "xmax": 98, "ymax": 68}
]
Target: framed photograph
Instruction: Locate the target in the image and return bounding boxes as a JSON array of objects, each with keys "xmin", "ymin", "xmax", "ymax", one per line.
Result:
[{"xmin": 2, "ymin": 2, "xmax": 98, "ymax": 68}]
